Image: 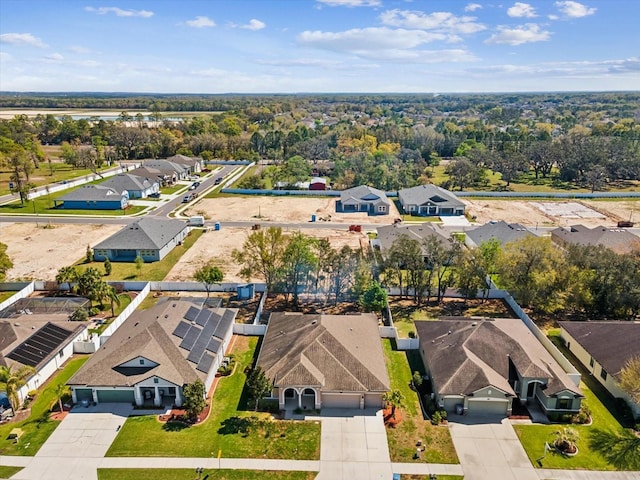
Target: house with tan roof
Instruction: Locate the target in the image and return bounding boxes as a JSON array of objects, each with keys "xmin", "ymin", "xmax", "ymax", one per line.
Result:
[
  {"xmin": 68, "ymin": 298, "xmax": 236, "ymax": 407},
  {"xmin": 560, "ymin": 321, "xmax": 640, "ymax": 419},
  {"xmin": 416, "ymin": 318, "xmax": 582, "ymax": 417},
  {"xmin": 257, "ymin": 312, "xmax": 390, "ymax": 410}
]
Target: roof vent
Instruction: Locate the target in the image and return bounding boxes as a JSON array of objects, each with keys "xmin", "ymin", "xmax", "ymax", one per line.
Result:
[
  {"xmin": 172, "ymin": 303, "xmax": 176, "ymax": 307},
  {"xmin": 447, "ymin": 330, "xmax": 452, "ymax": 335},
  {"xmin": 164, "ymin": 314, "xmax": 169, "ymax": 319},
  {"xmin": 471, "ymin": 322, "xmax": 477, "ymax": 326},
  {"xmin": 134, "ymin": 322, "xmax": 139, "ymax": 327},
  {"xmin": 311, "ymin": 320, "xmax": 317, "ymax": 325},
  {"xmin": 14, "ymin": 323, "xmax": 20, "ymax": 326}
]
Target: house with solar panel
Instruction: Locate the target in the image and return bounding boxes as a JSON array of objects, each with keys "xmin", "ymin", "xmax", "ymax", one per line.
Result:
[
  {"xmin": 92, "ymin": 218, "xmax": 190, "ymax": 263},
  {"xmin": 0, "ymin": 296, "xmax": 92, "ymax": 409},
  {"xmin": 67, "ymin": 297, "xmax": 236, "ymax": 407}
]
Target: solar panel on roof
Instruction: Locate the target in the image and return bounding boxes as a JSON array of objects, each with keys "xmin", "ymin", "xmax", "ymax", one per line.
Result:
[
  {"xmin": 213, "ymin": 310, "xmax": 234, "ymax": 339},
  {"xmin": 172, "ymin": 321, "xmax": 191, "ymax": 339},
  {"xmin": 184, "ymin": 306, "xmax": 200, "ymax": 322},
  {"xmin": 195, "ymin": 309, "xmax": 211, "ymax": 326},
  {"xmin": 7, "ymin": 323, "xmax": 72, "ymax": 368},
  {"xmin": 196, "ymin": 353, "xmax": 214, "ymax": 373},
  {"xmin": 206, "ymin": 337, "xmax": 222, "ymax": 354},
  {"xmin": 187, "ymin": 348, "xmax": 204, "ymax": 364},
  {"xmin": 179, "ymin": 325, "xmax": 201, "ymax": 351}
]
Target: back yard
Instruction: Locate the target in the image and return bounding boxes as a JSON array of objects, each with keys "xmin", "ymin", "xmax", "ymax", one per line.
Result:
[{"xmin": 106, "ymin": 336, "xmax": 321, "ymax": 459}]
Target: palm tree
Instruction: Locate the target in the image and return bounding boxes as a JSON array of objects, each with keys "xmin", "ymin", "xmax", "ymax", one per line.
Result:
[
  {"xmin": 383, "ymin": 389, "xmax": 405, "ymax": 420},
  {"xmin": 554, "ymin": 427, "xmax": 579, "ymax": 454},
  {"xmin": 55, "ymin": 266, "xmax": 78, "ymax": 293},
  {"xmin": 106, "ymin": 285, "xmax": 121, "ymax": 317},
  {"xmin": 53, "ymin": 383, "xmax": 70, "ymax": 413},
  {"xmin": 0, "ymin": 365, "xmax": 36, "ymax": 411}
]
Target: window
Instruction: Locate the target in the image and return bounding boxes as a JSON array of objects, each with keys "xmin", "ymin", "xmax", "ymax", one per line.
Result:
[
  {"xmin": 600, "ymin": 368, "xmax": 608, "ymax": 381},
  {"xmin": 557, "ymin": 398, "xmax": 572, "ymax": 410},
  {"xmin": 59, "ymin": 350, "xmax": 63, "ymax": 358},
  {"xmin": 377, "ymin": 205, "xmax": 386, "ymax": 212},
  {"xmin": 589, "ymin": 357, "xmax": 594, "ymax": 367},
  {"xmin": 139, "ymin": 359, "xmax": 145, "ymax": 365},
  {"xmin": 153, "ymin": 377, "xmax": 159, "ymax": 384}
]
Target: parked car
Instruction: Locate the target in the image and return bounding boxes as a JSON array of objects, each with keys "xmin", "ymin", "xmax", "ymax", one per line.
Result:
[{"xmin": 214, "ymin": 177, "xmax": 222, "ymax": 185}]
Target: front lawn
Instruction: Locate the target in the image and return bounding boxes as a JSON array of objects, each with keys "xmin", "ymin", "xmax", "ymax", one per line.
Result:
[
  {"xmin": 382, "ymin": 339, "xmax": 458, "ymax": 464},
  {"xmin": 98, "ymin": 469, "xmax": 316, "ymax": 480},
  {"xmin": 0, "ymin": 192, "xmax": 146, "ymax": 216},
  {"xmin": 0, "ymin": 466, "xmax": 24, "ymax": 478},
  {"xmin": 0, "ymin": 355, "xmax": 89, "ymax": 456},
  {"xmin": 74, "ymin": 229, "xmax": 203, "ymax": 281},
  {"xmin": 106, "ymin": 336, "xmax": 321, "ymax": 459}
]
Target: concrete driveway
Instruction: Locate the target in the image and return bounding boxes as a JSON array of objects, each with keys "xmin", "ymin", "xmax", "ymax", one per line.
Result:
[
  {"xmin": 13, "ymin": 403, "xmax": 132, "ymax": 480},
  {"xmin": 449, "ymin": 415, "xmax": 538, "ymax": 480},
  {"xmin": 312, "ymin": 408, "xmax": 393, "ymax": 480}
]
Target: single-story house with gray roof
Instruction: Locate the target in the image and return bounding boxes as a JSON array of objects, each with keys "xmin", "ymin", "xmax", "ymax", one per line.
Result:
[
  {"xmin": 416, "ymin": 318, "xmax": 582, "ymax": 417},
  {"xmin": 99, "ymin": 173, "xmax": 159, "ymax": 199},
  {"xmin": 373, "ymin": 222, "xmax": 451, "ymax": 263},
  {"xmin": 465, "ymin": 221, "xmax": 536, "ymax": 248},
  {"xmin": 551, "ymin": 225, "xmax": 640, "ymax": 255},
  {"xmin": 398, "ymin": 184, "xmax": 465, "ymax": 216},
  {"xmin": 559, "ymin": 321, "xmax": 640, "ymax": 419},
  {"xmin": 257, "ymin": 312, "xmax": 390, "ymax": 410},
  {"xmin": 166, "ymin": 154, "xmax": 204, "ymax": 174},
  {"xmin": 129, "ymin": 166, "xmax": 172, "ymax": 186},
  {"xmin": 54, "ymin": 185, "xmax": 129, "ymax": 210},
  {"xmin": 336, "ymin": 185, "xmax": 390, "ymax": 216},
  {"xmin": 93, "ymin": 218, "xmax": 189, "ymax": 263},
  {"xmin": 68, "ymin": 297, "xmax": 236, "ymax": 407},
  {"xmin": 142, "ymin": 159, "xmax": 189, "ymax": 181}
]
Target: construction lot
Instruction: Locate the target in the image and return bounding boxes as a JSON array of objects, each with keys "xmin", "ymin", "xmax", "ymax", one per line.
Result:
[{"xmin": 164, "ymin": 226, "xmax": 369, "ymax": 283}]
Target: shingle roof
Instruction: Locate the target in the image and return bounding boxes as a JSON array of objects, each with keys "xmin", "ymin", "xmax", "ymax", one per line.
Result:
[
  {"xmin": 57, "ymin": 185, "xmax": 125, "ymax": 202},
  {"xmin": 167, "ymin": 154, "xmax": 201, "ymax": 167},
  {"xmin": 559, "ymin": 321, "xmax": 640, "ymax": 378},
  {"xmin": 467, "ymin": 221, "xmax": 535, "ymax": 247},
  {"xmin": 376, "ymin": 223, "xmax": 451, "ymax": 257},
  {"xmin": 339, "ymin": 186, "xmax": 390, "ymax": 206},
  {"xmin": 257, "ymin": 312, "xmax": 390, "ymax": 393},
  {"xmin": 416, "ymin": 318, "xmax": 581, "ymax": 397},
  {"xmin": 93, "ymin": 218, "xmax": 188, "ymax": 251},
  {"xmin": 142, "ymin": 160, "xmax": 188, "ymax": 175},
  {"xmin": 129, "ymin": 166, "xmax": 165, "ymax": 180},
  {"xmin": 68, "ymin": 299, "xmax": 237, "ymax": 387},
  {"xmin": 398, "ymin": 184, "xmax": 465, "ymax": 208},
  {"xmin": 551, "ymin": 225, "xmax": 640, "ymax": 254},
  {"xmin": 100, "ymin": 174, "xmax": 155, "ymax": 193}
]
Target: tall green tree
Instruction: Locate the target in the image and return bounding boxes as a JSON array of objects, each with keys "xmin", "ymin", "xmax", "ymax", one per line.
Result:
[
  {"xmin": 0, "ymin": 242, "xmax": 13, "ymax": 281},
  {"xmin": 182, "ymin": 379, "xmax": 206, "ymax": 421},
  {"xmin": 246, "ymin": 366, "xmax": 272, "ymax": 411},
  {"xmin": 55, "ymin": 266, "xmax": 78, "ymax": 292},
  {"xmin": 134, "ymin": 255, "xmax": 144, "ymax": 277},
  {"xmin": 360, "ymin": 281, "xmax": 388, "ymax": 313},
  {"xmin": 53, "ymin": 382, "xmax": 70, "ymax": 413},
  {"xmin": 618, "ymin": 356, "xmax": 640, "ymax": 405},
  {"xmin": 0, "ymin": 365, "xmax": 36, "ymax": 410},
  {"xmin": 280, "ymin": 232, "xmax": 318, "ymax": 305},
  {"xmin": 383, "ymin": 389, "xmax": 405, "ymax": 420},
  {"xmin": 193, "ymin": 263, "xmax": 224, "ymax": 298},
  {"xmin": 232, "ymin": 227, "xmax": 287, "ymax": 292}
]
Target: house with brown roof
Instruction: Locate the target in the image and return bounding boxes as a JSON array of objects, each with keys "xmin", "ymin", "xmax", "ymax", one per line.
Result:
[
  {"xmin": 416, "ymin": 318, "xmax": 582, "ymax": 417},
  {"xmin": 257, "ymin": 312, "xmax": 390, "ymax": 410},
  {"xmin": 559, "ymin": 321, "xmax": 640, "ymax": 419},
  {"xmin": 68, "ymin": 298, "xmax": 236, "ymax": 407},
  {"xmin": 551, "ymin": 225, "xmax": 640, "ymax": 255},
  {"xmin": 373, "ymin": 222, "xmax": 451, "ymax": 263}
]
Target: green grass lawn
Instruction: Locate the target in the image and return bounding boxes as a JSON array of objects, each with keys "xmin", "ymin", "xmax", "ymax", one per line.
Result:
[
  {"xmin": 160, "ymin": 185, "xmax": 185, "ymax": 194},
  {"xmin": 0, "ymin": 163, "xmax": 114, "ymax": 196},
  {"xmin": 0, "ymin": 465, "xmax": 23, "ymax": 478},
  {"xmin": 106, "ymin": 336, "xmax": 321, "ymax": 459},
  {"xmin": 382, "ymin": 339, "xmax": 458, "ymax": 464},
  {"xmin": 513, "ymin": 335, "xmax": 634, "ymax": 471},
  {"xmin": 97, "ymin": 469, "xmax": 316, "ymax": 480},
  {"xmin": 0, "ymin": 193, "xmax": 146, "ymax": 216},
  {"xmin": 74, "ymin": 229, "xmax": 203, "ymax": 281},
  {"xmin": 0, "ymin": 355, "xmax": 89, "ymax": 456},
  {"xmin": 0, "ymin": 291, "xmax": 17, "ymax": 304}
]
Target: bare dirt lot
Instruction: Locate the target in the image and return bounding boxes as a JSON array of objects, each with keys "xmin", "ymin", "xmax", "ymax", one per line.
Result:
[
  {"xmin": 185, "ymin": 196, "xmax": 401, "ymax": 224},
  {"xmin": 1, "ymin": 222, "xmax": 122, "ymax": 280},
  {"xmin": 164, "ymin": 226, "xmax": 369, "ymax": 283},
  {"xmin": 463, "ymin": 199, "xmax": 638, "ymax": 228}
]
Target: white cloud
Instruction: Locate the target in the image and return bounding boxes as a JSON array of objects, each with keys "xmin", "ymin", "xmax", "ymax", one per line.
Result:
[
  {"xmin": 44, "ymin": 53, "xmax": 64, "ymax": 62},
  {"xmin": 507, "ymin": 2, "xmax": 537, "ymax": 18},
  {"xmin": 554, "ymin": 1, "xmax": 596, "ymax": 18},
  {"xmin": 379, "ymin": 9, "xmax": 486, "ymax": 34},
  {"xmin": 464, "ymin": 3, "xmax": 482, "ymax": 12},
  {"xmin": 0, "ymin": 33, "xmax": 48, "ymax": 48},
  {"xmin": 360, "ymin": 48, "xmax": 477, "ymax": 63},
  {"xmin": 548, "ymin": 14, "xmax": 559, "ymax": 20},
  {"xmin": 84, "ymin": 6, "xmax": 153, "ymax": 18},
  {"xmin": 0, "ymin": 52, "xmax": 12, "ymax": 61},
  {"xmin": 298, "ymin": 27, "xmax": 447, "ymax": 51},
  {"xmin": 69, "ymin": 45, "xmax": 90, "ymax": 54},
  {"xmin": 316, "ymin": 0, "xmax": 381, "ymax": 6},
  {"xmin": 485, "ymin": 23, "xmax": 551, "ymax": 45},
  {"xmin": 185, "ymin": 16, "xmax": 216, "ymax": 28},
  {"xmin": 241, "ymin": 19, "xmax": 266, "ymax": 31}
]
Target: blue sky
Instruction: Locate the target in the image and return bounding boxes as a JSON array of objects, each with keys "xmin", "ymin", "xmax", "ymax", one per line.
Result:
[{"xmin": 0, "ymin": 0, "xmax": 638, "ymax": 93}]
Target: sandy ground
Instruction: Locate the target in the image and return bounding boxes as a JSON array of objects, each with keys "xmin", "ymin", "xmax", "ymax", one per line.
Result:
[
  {"xmin": 185, "ymin": 196, "xmax": 401, "ymax": 224},
  {"xmin": 0, "ymin": 222, "xmax": 122, "ymax": 280},
  {"xmin": 463, "ymin": 199, "xmax": 638, "ymax": 228},
  {"xmin": 164, "ymin": 226, "xmax": 368, "ymax": 283}
]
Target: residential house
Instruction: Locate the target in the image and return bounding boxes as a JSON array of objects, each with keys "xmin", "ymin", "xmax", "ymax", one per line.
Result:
[
  {"xmin": 129, "ymin": 166, "xmax": 172, "ymax": 187},
  {"xmin": 166, "ymin": 154, "xmax": 204, "ymax": 174},
  {"xmin": 416, "ymin": 318, "xmax": 582, "ymax": 417},
  {"xmin": 257, "ymin": 312, "xmax": 390, "ymax": 410},
  {"xmin": 336, "ymin": 185, "xmax": 390, "ymax": 216},
  {"xmin": 398, "ymin": 184, "xmax": 466, "ymax": 216},
  {"xmin": 465, "ymin": 221, "xmax": 536, "ymax": 248},
  {"xmin": 68, "ymin": 298, "xmax": 236, "ymax": 407},
  {"xmin": 142, "ymin": 159, "xmax": 189, "ymax": 183},
  {"xmin": 54, "ymin": 185, "xmax": 128, "ymax": 210},
  {"xmin": 99, "ymin": 173, "xmax": 159, "ymax": 199},
  {"xmin": 559, "ymin": 321, "xmax": 640, "ymax": 419},
  {"xmin": 93, "ymin": 218, "xmax": 189, "ymax": 263},
  {"xmin": 372, "ymin": 222, "xmax": 451, "ymax": 262},
  {"xmin": 551, "ymin": 225, "xmax": 640, "ymax": 255}
]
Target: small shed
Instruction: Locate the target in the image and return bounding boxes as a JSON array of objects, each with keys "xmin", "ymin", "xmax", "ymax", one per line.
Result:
[{"xmin": 237, "ymin": 284, "xmax": 255, "ymax": 300}]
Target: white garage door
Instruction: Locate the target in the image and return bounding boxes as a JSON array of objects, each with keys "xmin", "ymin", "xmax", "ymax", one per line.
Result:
[
  {"xmin": 322, "ymin": 393, "xmax": 360, "ymax": 409},
  {"xmin": 364, "ymin": 393, "xmax": 383, "ymax": 409},
  {"xmin": 467, "ymin": 399, "xmax": 509, "ymax": 416}
]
